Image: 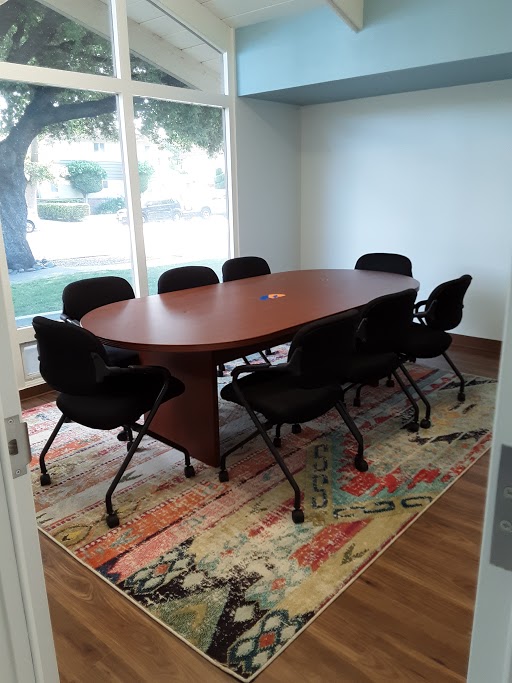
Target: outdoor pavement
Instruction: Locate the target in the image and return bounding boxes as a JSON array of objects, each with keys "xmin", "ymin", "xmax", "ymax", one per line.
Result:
[{"xmin": 10, "ymin": 212, "xmax": 230, "ymax": 283}]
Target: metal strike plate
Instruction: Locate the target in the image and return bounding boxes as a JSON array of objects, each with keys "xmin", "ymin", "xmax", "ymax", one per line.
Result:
[
  {"xmin": 4, "ymin": 415, "xmax": 31, "ymax": 479},
  {"xmin": 491, "ymin": 444, "xmax": 512, "ymax": 571}
]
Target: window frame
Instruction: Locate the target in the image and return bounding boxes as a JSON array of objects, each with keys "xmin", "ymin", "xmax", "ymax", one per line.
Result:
[{"xmin": 0, "ymin": 0, "xmax": 236, "ymax": 389}]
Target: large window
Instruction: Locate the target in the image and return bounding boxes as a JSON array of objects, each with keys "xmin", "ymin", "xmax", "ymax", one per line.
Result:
[
  {"xmin": 0, "ymin": 0, "xmax": 232, "ymax": 386},
  {"xmin": 134, "ymin": 98, "xmax": 228, "ymax": 291}
]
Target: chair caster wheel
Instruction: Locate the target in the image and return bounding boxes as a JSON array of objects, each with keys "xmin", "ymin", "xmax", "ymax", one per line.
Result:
[
  {"xmin": 184, "ymin": 465, "xmax": 195, "ymax": 478},
  {"xmin": 407, "ymin": 421, "xmax": 420, "ymax": 433},
  {"xmin": 217, "ymin": 369, "xmax": 224, "ymax": 378},
  {"xmin": 106, "ymin": 513, "xmax": 120, "ymax": 528},
  {"xmin": 273, "ymin": 437, "xmax": 282, "ymax": 448},
  {"xmin": 353, "ymin": 398, "xmax": 361, "ymax": 408},
  {"xmin": 292, "ymin": 423, "xmax": 302, "ymax": 434},
  {"xmin": 117, "ymin": 429, "xmax": 129, "ymax": 442},
  {"xmin": 218, "ymin": 470, "xmax": 229, "ymax": 483},
  {"xmin": 292, "ymin": 509, "xmax": 305, "ymax": 524},
  {"xmin": 40, "ymin": 473, "xmax": 51, "ymax": 486},
  {"xmin": 458, "ymin": 391, "xmax": 466, "ymax": 402},
  {"xmin": 420, "ymin": 418, "xmax": 432, "ymax": 429},
  {"xmin": 355, "ymin": 458, "xmax": 369, "ymax": 472},
  {"xmin": 386, "ymin": 379, "xmax": 395, "ymax": 388}
]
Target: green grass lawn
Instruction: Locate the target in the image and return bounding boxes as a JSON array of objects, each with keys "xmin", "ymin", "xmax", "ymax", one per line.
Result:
[{"xmin": 11, "ymin": 258, "xmax": 224, "ymax": 321}]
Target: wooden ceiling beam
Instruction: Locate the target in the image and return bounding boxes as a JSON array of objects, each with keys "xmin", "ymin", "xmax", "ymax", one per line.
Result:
[
  {"xmin": 326, "ymin": 0, "xmax": 364, "ymax": 31},
  {"xmin": 40, "ymin": 0, "xmax": 221, "ymax": 91}
]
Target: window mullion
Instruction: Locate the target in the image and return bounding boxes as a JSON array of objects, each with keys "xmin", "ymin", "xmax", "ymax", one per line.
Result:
[{"xmin": 110, "ymin": 0, "xmax": 148, "ymax": 297}]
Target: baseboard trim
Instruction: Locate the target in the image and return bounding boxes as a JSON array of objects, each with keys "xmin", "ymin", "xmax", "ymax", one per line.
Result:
[
  {"xmin": 451, "ymin": 333, "xmax": 502, "ymax": 358},
  {"xmin": 20, "ymin": 382, "xmax": 52, "ymax": 401}
]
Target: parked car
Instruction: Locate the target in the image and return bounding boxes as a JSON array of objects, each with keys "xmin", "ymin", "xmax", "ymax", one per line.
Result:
[
  {"xmin": 26, "ymin": 208, "xmax": 38, "ymax": 232},
  {"xmin": 117, "ymin": 199, "xmax": 182, "ymax": 224},
  {"xmin": 181, "ymin": 193, "xmax": 227, "ymax": 218}
]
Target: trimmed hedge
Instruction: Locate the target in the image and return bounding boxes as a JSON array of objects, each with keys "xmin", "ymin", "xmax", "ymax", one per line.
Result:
[
  {"xmin": 93, "ymin": 197, "xmax": 125, "ymax": 214},
  {"xmin": 38, "ymin": 202, "xmax": 90, "ymax": 222},
  {"xmin": 38, "ymin": 198, "xmax": 84, "ymax": 204}
]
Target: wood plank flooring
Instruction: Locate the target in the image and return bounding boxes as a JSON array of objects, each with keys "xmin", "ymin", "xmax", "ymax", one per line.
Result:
[{"xmin": 27, "ymin": 347, "xmax": 499, "ymax": 683}]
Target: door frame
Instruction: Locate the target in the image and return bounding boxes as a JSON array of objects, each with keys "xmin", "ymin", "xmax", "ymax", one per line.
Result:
[
  {"xmin": 468, "ymin": 264, "xmax": 512, "ymax": 681},
  {"xmin": 0, "ymin": 225, "xmax": 59, "ymax": 682}
]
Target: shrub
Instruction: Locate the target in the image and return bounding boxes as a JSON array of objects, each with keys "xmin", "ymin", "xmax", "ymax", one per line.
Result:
[
  {"xmin": 94, "ymin": 197, "xmax": 125, "ymax": 214},
  {"xmin": 37, "ymin": 202, "xmax": 90, "ymax": 221},
  {"xmin": 65, "ymin": 160, "xmax": 107, "ymax": 198},
  {"xmin": 38, "ymin": 198, "xmax": 84, "ymax": 204}
]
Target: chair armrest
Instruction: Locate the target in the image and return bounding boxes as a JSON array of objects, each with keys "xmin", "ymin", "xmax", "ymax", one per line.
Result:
[
  {"xmin": 61, "ymin": 314, "xmax": 80, "ymax": 326},
  {"xmin": 92, "ymin": 354, "xmax": 171, "ymax": 383},
  {"xmin": 414, "ymin": 299, "xmax": 436, "ymax": 321},
  {"xmin": 231, "ymin": 362, "xmax": 289, "ymax": 380},
  {"xmin": 413, "ymin": 299, "xmax": 428, "ymax": 314}
]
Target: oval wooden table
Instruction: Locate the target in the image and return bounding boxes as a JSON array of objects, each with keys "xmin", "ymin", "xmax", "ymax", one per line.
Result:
[{"xmin": 81, "ymin": 269, "xmax": 419, "ymax": 466}]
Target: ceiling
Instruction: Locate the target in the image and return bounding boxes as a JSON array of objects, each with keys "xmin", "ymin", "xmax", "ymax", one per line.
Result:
[
  {"xmin": 46, "ymin": 0, "xmax": 344, "ymax": 91},
  {"xmin": 196, "ymin": 0, "xmax": 323, "ymax": 29},
  {"xmin": 122, "ymin": 0, "xmax": 329, "ymax": 89}
]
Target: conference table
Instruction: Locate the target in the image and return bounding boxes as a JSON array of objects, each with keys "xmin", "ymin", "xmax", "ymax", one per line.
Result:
[{"xmin": 81, "ymin": 269, "xmax": 419, "ymax": 466}]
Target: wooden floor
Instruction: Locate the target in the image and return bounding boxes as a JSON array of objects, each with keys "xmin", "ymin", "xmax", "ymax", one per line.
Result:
[{"xmin": 27, "ymin": 346, "xmax": 500, "ymax": 683}]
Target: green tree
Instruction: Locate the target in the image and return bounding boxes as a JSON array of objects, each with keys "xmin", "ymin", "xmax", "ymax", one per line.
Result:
[
  {"xmin": 0, "ymin": 0, "xmax": 223, "ymax": 270},
  {"xmin": 66, "ymin": 160, "xmax": 107, "ymax": 199},
  {"xmin": 24, "ymin": 160, "xmax": 55, "ymax": 185},
  {"xmin": 138, "ymin": 161, "xmax": 154, "ymax": 194},
  {"xmin": 214, "ymin": 167, "xmax": 225, "ymax": 190}
]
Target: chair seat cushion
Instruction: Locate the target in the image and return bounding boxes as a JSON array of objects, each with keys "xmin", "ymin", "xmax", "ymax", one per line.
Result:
[
  {"xmin": 104, "ymin": 344, "xmax": 139, "ymax": 368},
  {"xmin": 339, "ymin": 352, "xmax": 399, "ymax": 384},
  {"xmin": 220, "ymin": 371, "xmax": 343, "ymax": 425},
  {"xmin": 398, "ymin": 324, "xmax": 452, "ymax": 359},
  {"xmin": 57, "ymin": 372, "xmax": 184, "ymax": 430}
]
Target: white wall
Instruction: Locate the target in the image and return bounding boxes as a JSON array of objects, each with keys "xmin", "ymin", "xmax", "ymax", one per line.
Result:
[
  {"xmin": 235, "ymin": 97, "xmax": 301, "ymax": 272},
  {"xmin": 301, "ymin": 80, "xmax": 512, "ymax": 340}
]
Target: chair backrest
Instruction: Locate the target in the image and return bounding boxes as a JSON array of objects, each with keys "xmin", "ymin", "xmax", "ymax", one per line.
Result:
[
  {"xmin": 354, "ymin": 253, "xmax": 413, "ymax": 277},
  {"xmin": 157, "ymin": 265, "xmax": 219, "ymax": 294},
  {"xmin": 62, "ymin": 276, "xmax": 135, "ymax": 322},
  {"xmin": 222, "ymin": 256, "xmax": 271, "ymax": 282},
  {"xmin": 358, "ymin": 289, "xmax": 417, "ymax": 352},
  {"xmin": 33, "ymin": 316, "xmax": 107, "ymax": 395},
  {"xmin": 287, "ymin": 309, "xmax": 360, "ymax": 385},
  {"xmin": 424, "ymin": 275, "xmax": 472, "ymax": 331}
]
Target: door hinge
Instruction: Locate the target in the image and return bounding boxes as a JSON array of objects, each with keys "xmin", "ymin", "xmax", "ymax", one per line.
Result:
[{"xmin": 4, "ymin": 415, "xmax": 31, "ymax": 479}]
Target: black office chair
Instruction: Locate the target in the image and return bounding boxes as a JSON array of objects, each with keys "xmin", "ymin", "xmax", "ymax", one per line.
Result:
[
  {"xmin": 219, "ymin": 309, "xmax": 366, "ymax": 524},
  {"xmin": 346, "ymin": 289, "xmax": 422, "ymax": 431},
  {"xmin": 355, "ymin": 253, "xmax": 413, "ymax": 277},
  {"xmin": 62, "ymin": 276, "xmax": 138, "ymax": 368},
  {"xmin": 395, "ymin": 275, "xmax": 473, "ymax": 424},
  {"xmin": 157, "ymin": 265, "xmax": 219, "ymax": 294},
  {"xmin": 222, "ymin": 256, "xmax": 273, "ymax": 363},
  {"xmin": 33, "ymin": 316, "xmax": 193, "ymax": 529},
  {"xmin": 222, "ymin": 256, "xmax": 271, "ymax": 282},
  {"xmin": 354, "ymin": 253, "xmax": 413, "ymax": 389}
]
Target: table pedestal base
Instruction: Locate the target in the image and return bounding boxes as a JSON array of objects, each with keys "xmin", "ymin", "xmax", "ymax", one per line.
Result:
[{"xmin": 138, "ymin": 350, "xmax": 220, "ymax": 467}]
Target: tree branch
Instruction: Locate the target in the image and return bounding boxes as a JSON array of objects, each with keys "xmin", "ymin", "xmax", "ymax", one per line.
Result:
[
  {"xmin": 7, "ymin": 7, "xmax": 66, "ymax": 65},
  {"xmin": 2, "ymin": 88, "xmax": 117, "ymax": 158},
  {"xmin": 0, "ymin": 1, "xmax": 24, "ymax": 43},
  {"xmin": 42, "ymin": 95, "xmax": 117, "ymax": 127}
]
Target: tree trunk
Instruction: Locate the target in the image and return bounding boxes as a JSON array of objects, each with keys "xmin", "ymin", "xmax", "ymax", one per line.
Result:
[
  {"xmin": 0, "ymin": 87, "xmax": 116, "ymax": 270},
  {"xmin": 0, "ymin": 140, "xmax": 35, "ymax": 270},
  {"xmin": 25, "ymin": 138, "xmax": 38, "ymax": 211}
]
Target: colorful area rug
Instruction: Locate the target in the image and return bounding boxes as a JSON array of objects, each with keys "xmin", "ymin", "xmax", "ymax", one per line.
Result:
[{"xmin": 25, "ymin": 352, "xmax": 496, "ymax": 681}]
